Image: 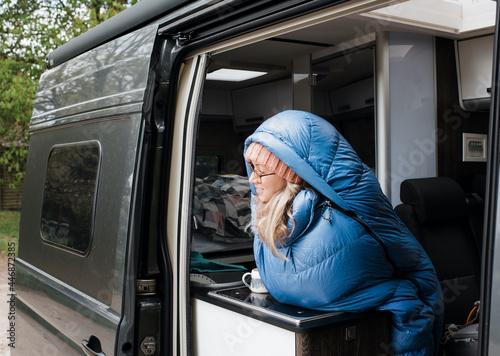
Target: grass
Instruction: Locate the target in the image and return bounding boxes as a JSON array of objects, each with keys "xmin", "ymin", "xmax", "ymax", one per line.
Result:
[{"xmin": 0, "ymin": 210, "xmax": 20, "ymax": 256}]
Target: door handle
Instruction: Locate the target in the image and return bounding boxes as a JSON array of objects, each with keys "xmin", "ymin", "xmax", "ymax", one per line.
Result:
[{"xmin": 82, "ymin": 335, "xmax": 106, "ymax": 356}]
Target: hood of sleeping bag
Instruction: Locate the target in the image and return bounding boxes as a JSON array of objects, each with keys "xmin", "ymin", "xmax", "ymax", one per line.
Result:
[
  {"xmin": 244, "ymin": 110, "xmax": 426, "ymax": 272},
  {"xmin": 244, "ymin": 110, "xmax": 368, "ymax": 213}
]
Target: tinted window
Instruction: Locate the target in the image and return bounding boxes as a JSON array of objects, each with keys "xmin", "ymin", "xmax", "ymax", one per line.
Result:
[
  {"xmin": 195, "ymin": 155, "xmax": 220, "ymax": 178},
  {"xmin": 40, "ymin": 142, "xmax": 100, "ymax": 254}
]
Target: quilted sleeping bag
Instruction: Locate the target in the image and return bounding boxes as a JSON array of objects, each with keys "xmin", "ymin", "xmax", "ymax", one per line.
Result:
[{"xmin": 244, "ymin": 110, "xmax": 443, "ymax": 356}]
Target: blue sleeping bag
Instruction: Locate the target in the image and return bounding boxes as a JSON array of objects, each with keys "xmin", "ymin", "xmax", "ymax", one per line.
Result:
[{"xmin": 244, "ymin": 110, "xmax": 443, "ymax": 356}]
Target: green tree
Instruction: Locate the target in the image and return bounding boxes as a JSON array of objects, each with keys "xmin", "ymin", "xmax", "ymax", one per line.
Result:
[
  {"xmin": 0, "ymin": 0, "xmax": 138, "ymax": 190},
  {"xmin": 0, "ymin": 58, "xmax": 36, "ymax": 189}
]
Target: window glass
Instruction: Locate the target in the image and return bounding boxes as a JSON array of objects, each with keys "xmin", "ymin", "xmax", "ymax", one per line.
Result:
[
  {"xmin": 40, "ymin": 142, "xmax": 100, "ymax": 254},
  {"xmin": 195, "ymin": 155, "xmax": 220, "ymax": 178}
]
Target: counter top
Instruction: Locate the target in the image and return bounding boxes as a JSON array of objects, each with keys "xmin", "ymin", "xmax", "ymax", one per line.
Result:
[{"xmin": 192, "ymin": 285, "xmax": 387, "ymax": 333}]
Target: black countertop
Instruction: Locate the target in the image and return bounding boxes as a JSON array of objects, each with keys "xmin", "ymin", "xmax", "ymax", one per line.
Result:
[{"xmin": 192, "ymin": 284, "xmax": 387, "ymax": 333}]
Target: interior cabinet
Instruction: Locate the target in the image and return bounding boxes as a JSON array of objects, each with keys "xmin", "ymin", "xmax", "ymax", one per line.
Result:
[
  {"xmin": 330, "ymin": 77, "xmax": 374, "ymax": 115},
  {"xmin": 456, "ymin": 35, "xmax": 494, "ymax": 111},
  {"xmin": 232, "ymin": 79, "xmax": 292, "ymax": 128},
  {"xmin": 192, "ymin": 287, "xmax": 390, "ymax": 356}
]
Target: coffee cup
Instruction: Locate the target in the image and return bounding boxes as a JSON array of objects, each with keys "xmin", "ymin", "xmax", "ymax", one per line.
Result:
[{"xmin": 242, "ymin": 268, "xmax": 268, "ymax": 293}]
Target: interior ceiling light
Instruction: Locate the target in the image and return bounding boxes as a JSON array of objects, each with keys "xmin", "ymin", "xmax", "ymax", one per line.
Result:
[{"xmin": 206, "ymin": 68, "xmax": 267, "ymax": 82}]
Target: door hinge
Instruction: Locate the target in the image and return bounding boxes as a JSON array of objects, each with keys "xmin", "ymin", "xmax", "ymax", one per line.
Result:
[
  {"xmin": 173, "ymin": 32, "xmax": 192, "ymax": 46},
  {"xmin": 137, "ymin": 279, "xmax": 156, "ymax": 296},
  {"xmin": 140, "ymin": 336, "xmax": 157, "ymax": 355}
]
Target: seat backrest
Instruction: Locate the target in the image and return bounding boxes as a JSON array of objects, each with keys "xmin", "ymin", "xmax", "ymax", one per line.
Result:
[{"xmin": 395, "ymin": 177, "xmax": 481, "ymax": 325}]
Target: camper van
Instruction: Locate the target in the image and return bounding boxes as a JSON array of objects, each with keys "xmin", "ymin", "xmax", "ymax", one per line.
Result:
[{"xmin": 12, "ymin": 0, "xmax": 500, "ymax": 354}]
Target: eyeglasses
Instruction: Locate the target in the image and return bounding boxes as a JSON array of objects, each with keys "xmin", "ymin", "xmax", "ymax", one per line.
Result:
[{"xmin": 249, "ymin": 162, "xmax": 275, "ymax": 183}]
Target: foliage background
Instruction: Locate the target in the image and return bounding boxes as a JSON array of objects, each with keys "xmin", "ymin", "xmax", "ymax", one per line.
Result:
[
  {"xmin": 0, "ymin": 210, "xmax": 19, "ymax": 255},
  {"xmin": 0, "ymin": 0, "xmax": 138, "ymax": 191}
]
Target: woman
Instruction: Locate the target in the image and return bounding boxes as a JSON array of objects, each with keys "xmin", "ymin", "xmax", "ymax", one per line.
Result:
[{"xmin": 244, "ymin": 110, "xmax": 443, "ymax": 356}]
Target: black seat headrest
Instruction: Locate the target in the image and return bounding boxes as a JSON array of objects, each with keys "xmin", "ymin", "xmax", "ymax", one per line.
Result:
[{"xmin": 400, "ymin": 177, "xmax": 467, "ymax": 224}]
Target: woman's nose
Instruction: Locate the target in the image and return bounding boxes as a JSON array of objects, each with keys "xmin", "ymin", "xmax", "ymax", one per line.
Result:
[{"xmin": 248, "ymin": 171, "xmax": 259, "ymax": 184}]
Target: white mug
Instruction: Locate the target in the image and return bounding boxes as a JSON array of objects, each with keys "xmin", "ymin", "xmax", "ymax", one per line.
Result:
[{"xmin": 242, "ymin": 268, "xmax": 268, "ymax": 293}]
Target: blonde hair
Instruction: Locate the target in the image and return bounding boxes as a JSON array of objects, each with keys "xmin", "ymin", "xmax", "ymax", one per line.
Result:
[{"xmin": 253, "ymin": 181, "xmax": 305, "ymax": 258}]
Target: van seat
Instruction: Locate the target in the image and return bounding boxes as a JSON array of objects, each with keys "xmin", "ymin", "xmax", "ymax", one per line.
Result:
[{"xmin": 395, "ymin": 177, "xmax": 481, "ymax": 325}]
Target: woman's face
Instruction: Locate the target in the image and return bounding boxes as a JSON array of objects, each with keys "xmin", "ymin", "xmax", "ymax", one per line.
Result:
[{"xmin": 248, "ymin": 163, "xmax": 287, "ymax": 203}]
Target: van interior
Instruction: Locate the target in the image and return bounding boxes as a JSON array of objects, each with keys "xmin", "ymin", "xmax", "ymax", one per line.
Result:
[{"xmin": 187, "ymin": 0, "xmax": 494, "ymax": 352}]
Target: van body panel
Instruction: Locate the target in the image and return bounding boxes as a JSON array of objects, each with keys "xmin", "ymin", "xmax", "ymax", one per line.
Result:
[
  {"xmin": 19, "ymin": 115, "xmax": 143, "ymax": 305},
  {"xmin": 32, "ymin": 23, "xmax": 159, "ymax": 129},
  {"xmin": 15, "ymin": 307, "xmax": 83, "ymax": 355},
  {"xmin": 16, "ymin": 112, "xmax": 145, "ymax": 354},
  {"xmin": 15, "ymin": 259, "xmax": 119, "ymax": 355}
]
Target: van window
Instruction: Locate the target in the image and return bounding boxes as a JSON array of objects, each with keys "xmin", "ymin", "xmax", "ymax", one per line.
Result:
[{"xmin": 40, "ymin": 141, "xmax": 100, "ymax": 254}]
